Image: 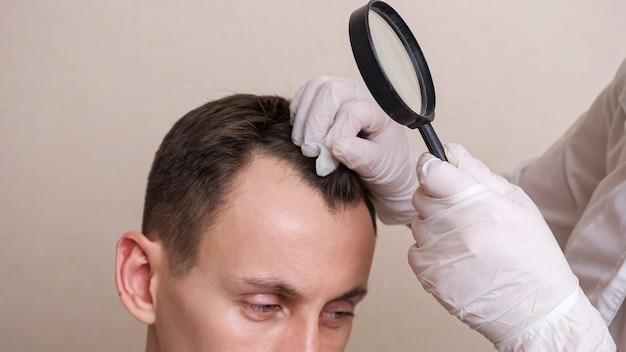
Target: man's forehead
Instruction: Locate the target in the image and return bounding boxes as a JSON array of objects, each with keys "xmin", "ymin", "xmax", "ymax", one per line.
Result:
[
  {"xmin": 193, "ymin": 153, "xmax": 376, "ymax": 295},
  {"xmin": 227, "ymin": 154, "xmax": 329, "ymax": 208}
]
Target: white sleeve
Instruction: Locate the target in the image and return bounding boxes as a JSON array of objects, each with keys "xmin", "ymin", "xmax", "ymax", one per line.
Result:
[
  {"xmin": 504, "ymin": 58, "xmax": 626, "ymax": 250},
  {"xmin": 499, "ymin": 58, "xmax": 626, "ymax": 351}
]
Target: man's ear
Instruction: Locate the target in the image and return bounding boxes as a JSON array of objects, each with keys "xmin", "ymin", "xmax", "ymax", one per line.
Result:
[{"xmin": 115, "ymin": 231, "xmax": 162, "ymax": 325}]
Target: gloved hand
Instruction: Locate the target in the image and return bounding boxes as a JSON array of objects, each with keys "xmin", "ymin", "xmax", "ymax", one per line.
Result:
[
  {"xmin": 290, "ymin": 76, "xmax": 418, "ymax": 225},
  {"xmin": 408, "ymin": 143, "xmax": 615, "ymax": 351}
]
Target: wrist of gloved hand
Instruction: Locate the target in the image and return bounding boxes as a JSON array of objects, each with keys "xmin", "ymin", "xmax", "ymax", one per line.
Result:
[{"xmin": 495, "ymin": 287, "xmax": 615, "ymax": 351}]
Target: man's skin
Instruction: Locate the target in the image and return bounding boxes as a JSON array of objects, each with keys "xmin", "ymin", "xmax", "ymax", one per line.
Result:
[{"xmin": 115, "ymin": 155, "xmax": 376, "ymax": 352}]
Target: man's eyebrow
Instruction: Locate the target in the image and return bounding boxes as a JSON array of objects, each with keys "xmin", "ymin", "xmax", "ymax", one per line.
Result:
[
  {"xmin": 222, "ymin": 274, "xmax": 368, "ymax": 302},
  {"xmin": 222, "ymin": 274, "xmax": 303, "ymax": 298},
  {"xmin": 331, "ymin": 286, "xmax": 368, "ymax": 302}
]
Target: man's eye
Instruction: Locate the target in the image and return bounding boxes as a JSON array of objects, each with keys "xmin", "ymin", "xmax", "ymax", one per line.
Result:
[
  {"xmin": 321, "ymin": 300, "xmax": 356, "ymax": 328},
  {"xmin": 243, "ymin": 303, "xmax": 281, "ymax": 321},
  {"xmin": 247, "ymin": 304, "xmax": 280, "ymax": 313},
  {"xmin": 324, "ymin": 311, "xmax": 354, "ymax": 320},
  {"xmin": 320, "ymin": 310, "xmax": 355, "ymax": 329}
]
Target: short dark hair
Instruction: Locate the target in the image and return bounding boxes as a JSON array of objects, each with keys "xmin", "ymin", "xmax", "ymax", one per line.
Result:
[{"xmin": 142, "ymin": 94, "xmax": 376, "ymax": 276}]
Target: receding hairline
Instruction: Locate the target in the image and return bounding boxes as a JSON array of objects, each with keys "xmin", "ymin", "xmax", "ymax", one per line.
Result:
[
  {"xmin": 204, "ymin": 149, "xmax": 374, "ymax": 231},
  {"xmin": 181, "ymin": 150, "xmax": 375, "ymax": 275},
  {"xmin": 141, "ymin": 93, "xmax": 376, "ymax": 277}
]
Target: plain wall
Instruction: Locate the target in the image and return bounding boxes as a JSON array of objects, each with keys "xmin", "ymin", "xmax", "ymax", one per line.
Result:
[{"xmin": 2, "ymin": 1, "xmax": 625, "ymax": 351}]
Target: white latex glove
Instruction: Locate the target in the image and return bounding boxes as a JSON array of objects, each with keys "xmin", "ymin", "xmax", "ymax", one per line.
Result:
[
  {"xmin": 290, "ymin": 76, "xmax": 417, "ymax": 225},
  {"xmin": 409, "ymin": 143, "xmax": 615, "ymax": 351}
]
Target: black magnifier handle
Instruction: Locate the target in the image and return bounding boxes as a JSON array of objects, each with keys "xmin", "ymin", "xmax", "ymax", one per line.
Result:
[{"xmin": 417, "ymin": 123, "xmax": 447, "ymax": 161}]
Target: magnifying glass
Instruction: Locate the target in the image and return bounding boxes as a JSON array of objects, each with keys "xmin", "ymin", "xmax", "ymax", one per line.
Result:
[{"xmin": 349, "ymin": 0, "xmax": 447, "ymax": 161}]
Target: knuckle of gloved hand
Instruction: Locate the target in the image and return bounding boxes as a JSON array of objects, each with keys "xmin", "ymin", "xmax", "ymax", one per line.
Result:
[
  {"xmin": 354, "ymin": 79, "xmax": 367, "ymax": 91},
  {"xmin": 306, "ymin": 111, "xmax": 327, "ymax": 131},
  {"xmin": 411, "ymin": 188, "xmax": 428, "ymax": 215},
  {"xmin": 365, "ymin": 101, "xmax": 389, "ymax": 129},
  {"xmin": 353, "ymin": 79, "xmax": 371, "ymax": 98},
  {"xmin": 385, "ymin": 124, "xmax": 409, "ymax": 146},
  {"xmin": 339, "ymin": 99, "xmax": 367, "ymax": 118},
  {"xmin": 337, "ymin": 101, "xmax": 385, "ymax": 141},
  {"xmin": 319, "ymin": 77, "xmax": 352, "ymax": 100},
  {"xmin": 311, "ymin": 75, "xmax": 332, "ymax": 87},
  {"xmin": 334, "ymin": 138, "xmax": 365, "ymax": 169},
  {"xmin": 409, "ymin": 219, "xmax": 437, "ymax": 250}
]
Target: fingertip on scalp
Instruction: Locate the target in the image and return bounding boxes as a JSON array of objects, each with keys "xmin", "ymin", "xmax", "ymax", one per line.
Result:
[
  {"xmin": 315, "ymin": 147, "xmax": 339, "ymax": 177},
  {"xmin": 301, "ymin": 142, "xmax": 320, "ymax": 158},
  {"xmin": 291, "ymin": 136, "xmax": 303, "ymax": 147}
]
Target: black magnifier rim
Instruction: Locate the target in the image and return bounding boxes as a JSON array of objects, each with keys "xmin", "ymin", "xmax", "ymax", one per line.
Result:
[{"xmin": 349, "ymin": 0, "xmax": 436, "ymax": 128}]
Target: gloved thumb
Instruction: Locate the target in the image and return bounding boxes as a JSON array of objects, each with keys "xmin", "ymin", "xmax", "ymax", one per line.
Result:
[
  {"xmin": 416, "ymin": 152, "xmax": 477, "ymax": 198},
  {"xmin": 444, "ymin": 143, "xmax": 516, "ymax": 196}
]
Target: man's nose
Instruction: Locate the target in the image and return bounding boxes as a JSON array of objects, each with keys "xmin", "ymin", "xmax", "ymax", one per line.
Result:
[{"xmin": 283, "ymin": 318, "xmax": 321, "ymax": 352}]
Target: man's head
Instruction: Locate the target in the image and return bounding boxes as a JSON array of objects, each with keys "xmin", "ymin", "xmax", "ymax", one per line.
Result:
[{"xmin": 115, "ymin": 94, "xmax": 376, "ymax": 351}]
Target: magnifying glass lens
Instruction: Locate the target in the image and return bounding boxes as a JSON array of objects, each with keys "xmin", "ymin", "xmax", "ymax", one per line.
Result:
[
  {"xmin": 368, "ymin": 11, "xmax": 423, "ymax": 114},
  {"xmin": 350, "ymin": 0, "xmax": 446, "ymax": 161}
]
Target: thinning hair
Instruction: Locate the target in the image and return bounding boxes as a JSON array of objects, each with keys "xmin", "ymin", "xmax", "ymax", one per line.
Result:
[{"xmin": 141, "ymin": 94, "xmax": 376, "ymax": 276}]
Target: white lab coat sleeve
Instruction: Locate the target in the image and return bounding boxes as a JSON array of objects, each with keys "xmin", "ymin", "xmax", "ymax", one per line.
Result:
[
  {"xmin": 504, "ymin": 58, "xmax": 626, "ymax": 250},
  {"xmin": 499, "ymin": 58, "xmax": 626, "ymax": 350}
]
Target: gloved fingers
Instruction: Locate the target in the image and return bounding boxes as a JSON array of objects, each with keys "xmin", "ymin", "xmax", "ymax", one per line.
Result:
[
  {"xmin": 290, "ymin": 76, "xmax": 331, "ymax": 126},
  {"xmin": 317, "ymin": 97, "xmax": 386, "ymax": 177},
  {"xmin": 322, "ymin": 98, "xmax": 408, "ymax": 176},
  {"xmin": 410, "ymin": 213, "xmax": 432, "ymax": 248},
  {"xmin": 291, "ymin": 76, "xmax": 422, "ymax": 225},
  {"xmin": 445, "ymin": 143, "xmax": 517, "ymax": 196},
  {"xmin": 331, "ymin": 135, "xmax": 384, "ymax": 178},
  {"xmin": 407, "ymin": 237, "xmax": 479, "ymax": 302},
  {"xmin": 412, "ymin": 182, "xmax": 490, "ymax": 234},
  {"xmin": 414, "ymin": 150, "xmax": 498, "ymax": 220},
  {"xmin": 324, "ymin": 98, "xmax": 389, "ymax": 142},
  {"xmin": 290, "ymin": 76, "xmax": 360, "ymax": 157}
]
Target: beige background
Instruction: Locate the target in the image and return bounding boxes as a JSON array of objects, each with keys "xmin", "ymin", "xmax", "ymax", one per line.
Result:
[{"xmin": 2, "ymin": 0, "xmax": 626, "ymax": 351}]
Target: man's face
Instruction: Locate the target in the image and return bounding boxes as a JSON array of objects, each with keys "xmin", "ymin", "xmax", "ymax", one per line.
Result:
[{"xmin": 152, "ymin": 155, "xmax": 376, "ymax": 352}]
